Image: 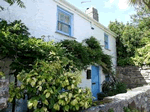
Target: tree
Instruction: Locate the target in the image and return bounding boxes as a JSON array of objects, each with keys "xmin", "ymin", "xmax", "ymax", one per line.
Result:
[
  {"xmin": 109, "ymin": 20, "xmax": 135, "ymax": 66},
  {"xmin": 109, "ymin": 5, "xmax": 150, "ymax": 66},
  {"xmin": 0, "ymin": 0, "xmax": 25, "ymax": 11},
  {"xmin": 128, "ymin": 0, "xmax": 150, "ymax": 9}
]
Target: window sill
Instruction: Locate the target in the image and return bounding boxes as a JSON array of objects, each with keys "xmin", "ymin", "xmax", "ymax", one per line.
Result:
[
  {"xmin": 55, "ymin": 31, "xmax": 76, "ymax": 39},
  {"xmin": 101, "ymin": 45, "xmax": 111, "ymax": 51}
]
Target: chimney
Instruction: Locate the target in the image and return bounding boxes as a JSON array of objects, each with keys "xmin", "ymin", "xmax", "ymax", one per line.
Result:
[{"xmin": 85, "ymin": 7, "xmax": 99, "ymax": 22}]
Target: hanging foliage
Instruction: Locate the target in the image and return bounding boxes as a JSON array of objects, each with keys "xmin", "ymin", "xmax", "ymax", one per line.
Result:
[
  {"xmin": 60, "ymin": 37, "xmax": 112, "ymax": 73},
  {"xmin": 0, "ymin": 20, "xmax": 113, "ymax": 112}
]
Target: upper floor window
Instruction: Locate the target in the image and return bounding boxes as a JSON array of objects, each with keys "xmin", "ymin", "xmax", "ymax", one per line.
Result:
[
  {"xmin": 104, "ymin": 33, "xmax": 109, "ymax": 49},
  {"xmin": 57, "ymin": 6, "xmax": 73, "ymax": 36}
]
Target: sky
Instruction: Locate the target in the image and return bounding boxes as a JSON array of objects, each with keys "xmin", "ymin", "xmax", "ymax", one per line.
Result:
[{"xmin": 66, "ymin": 0, "xmax": 136, "ymax": 27}]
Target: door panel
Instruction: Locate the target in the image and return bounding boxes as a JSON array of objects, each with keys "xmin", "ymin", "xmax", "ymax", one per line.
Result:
[{"xmin": 91, "ymin": 66, "xmax": 100, "ymax": 100}]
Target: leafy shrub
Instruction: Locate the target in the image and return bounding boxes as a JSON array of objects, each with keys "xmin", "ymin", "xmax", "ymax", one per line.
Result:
[
  {"xmin": 116, "ymin": 82, "xmax": 127, "ymax": 93},
  {"xmin": 0, "ymin": 20, "xmax": 113, "ymax": 111},
  {"xmin": 60, "ymin": 37, "xmax": 112, "ymax": 73},
  {"xmin": 9, "ymin": 59, "xmax": 92, "ymax": 112},
  {"xmin": 102, "ymin": 81, "xmax": 127, "ymax": 97},
  {"xmin": 132, "ymin": 42, "xmax": 150, "ymax": 66},
  {"xmin": 123, "ymin": 107, "xmax": 140, "ymax": 112},
  {"xmin": 108, "ymin": 108, "xmax": 114, "ymax": 112},
  {"xmin": 97, "ymin": 92, "xmax": 107, "ymax": 100}
]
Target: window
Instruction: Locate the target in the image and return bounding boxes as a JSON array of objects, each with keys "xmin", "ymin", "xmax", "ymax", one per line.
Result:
[
  {"xmin": 57, "ymin": 6, "xmax": 73, "ymax": 36},
  {"xmin": 86, "ymin": 69, "xmax": 91, "ymax": 79},
  {"xmin": 104, "ymin": 33, "xmax": 109, "ymax": 49}
]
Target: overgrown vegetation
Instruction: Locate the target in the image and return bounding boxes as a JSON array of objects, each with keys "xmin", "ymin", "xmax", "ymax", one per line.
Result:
[
  {"xmin": 123, "ymin": 107, "xmax": 140, "ymax": 112},
  {"xmin": 0, "ymin": 19, "xmax": 113, "ymax": 112},
  {"xmin": 109, "ymin": 6, "xmax": 150, "ymax": 67},
  {"xmin": 97, "ymin": 81, "xmax": 127, "ymax": 100},
  {"xmin": 60, "ymin": 37, "xmax": 112, "ymax": 73},
  {"xmin": 10, "ymin": 60, "xmax": 93, "ymax": 112}
]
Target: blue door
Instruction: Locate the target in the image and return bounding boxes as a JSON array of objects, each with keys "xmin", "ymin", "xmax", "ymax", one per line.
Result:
[{"xmin": 91, "ymin": 66, "xmax": 100, "ymax": 100}]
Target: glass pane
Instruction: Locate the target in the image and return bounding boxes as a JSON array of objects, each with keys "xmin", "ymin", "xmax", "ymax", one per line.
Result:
[
  {"xmin": 104, "ymin": 36, "xmax": 108, "ymax": 42},
  {"xmin": 105, "ymin": 42, "xmax": 108, "ymax": 49},
  {"xmin": 62, "ymin": 24, "xmax": 69, "ymax": 34},
  {"xmin": 58, "ymin": 22, "xmax": 62, "ymax": 31},
  {"xmin": 64, "ymin": 15, "xmax": 70, "ymax": 24},
  {"xmin": 58, "ymin": 22, "xmax": 70, "ymax": 34},
  {"xmin": 58, "ymin": 12, "xmax": 65, "ymax": 22}
]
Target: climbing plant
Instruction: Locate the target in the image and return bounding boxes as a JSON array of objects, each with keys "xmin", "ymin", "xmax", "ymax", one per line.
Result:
[
  {"xmin": 60, "ymin": 37, "xmax": 112, "ymax": 73},
  {"xmin": 0, "ymin": 19, "xmax": 113, "ymax": 112}
]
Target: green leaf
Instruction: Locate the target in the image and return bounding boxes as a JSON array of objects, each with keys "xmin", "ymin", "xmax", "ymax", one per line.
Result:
[
  {"xmin": 46, "ymin": 93, "xmax": 50, "ymax": 98},
  {"xmin": 33, "ymin": 100, "xmax": 38, "ymax": 108},
  {"xmin": 53, "ymin": 104, "xmax": 60, "ymax": 111},
  {"xmin": 31, "ymin": 80, "xmax": 36, "ymax": 87},
  {"xmin": 28, "ymin": 102, "xmax": 33, "ymax": 109},
  {"xmin": 75, "ymin": 105, "xmax": 79, "ymax": 110},
  {"xmin": 71, "ymin": 99, "xmax": 78, "ymax": 106},
  {"xmin": 21, "ymin": 85, "xmax": 25, "ymax": 89},
  {"xmin": 68, "ymin": 93, "xmax": 72, "ymax": 99},
  {"xmin": 43, "ymin": 100, "xmax": 49, "ymax": 106},
  {"xmin": 64, "ymin": 105, "xmax": 69, "ymax": 111},
  {"xmin": 38, "ymin": 86, "xmax": 42, "ymax": 91}
]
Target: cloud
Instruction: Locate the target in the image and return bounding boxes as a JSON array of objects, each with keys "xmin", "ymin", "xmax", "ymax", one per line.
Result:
[
  {"xmin": 104, "ymin": 0, "xmax": 130, "ymax": 9},
  {"xmin": 110, "ymin": 0, "xmax": 114, "ymax": 3},
  {"xmin": 118, "ymin": 0, "xmax": 129, "ymax": 9},
  {"xmin": 104, "ymin": 0, "xmax": 115, "ymax": 8}
]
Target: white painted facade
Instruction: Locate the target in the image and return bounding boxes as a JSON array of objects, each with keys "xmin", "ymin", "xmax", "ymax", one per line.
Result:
[{"xmin": 0, "ymin": 0, "xmax": 117, "ymax": 92}]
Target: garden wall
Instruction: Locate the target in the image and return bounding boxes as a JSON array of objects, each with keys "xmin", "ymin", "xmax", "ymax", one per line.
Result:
[
  {"xmin": 116, "ymin": 66, "xmax": 150, "ymax": 88},
  {"xmin": 83, "ymin": 85, "xmax": 150, "ymax": 112},
  {"xmin": 0, "ymin": 79, "xmax": 9, "ymax": 111}
]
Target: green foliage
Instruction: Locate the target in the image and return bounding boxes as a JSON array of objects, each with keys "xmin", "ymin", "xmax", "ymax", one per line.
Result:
[
  {"xmin": 109, "ymin": 6, "xmax": 150, "ymax": 66},
  {"xmin": 128, "ymin": 0, "xmax": 150, "ymax": 9},
  {"xmin": 9, "ymin": 59, "xmax": 92, "ymax": 112},
  {"xmin": 97, "ymin": 92, "xmax": 107, "ymax": 100},
  {"xmin": 1, "ymin": 20, "xmax": 116, "ymax": 111},
  {"xmin": 0, "ymin": 72, "xmax": 5, "ymax": 79},
  {"xmin": 108, "ymin": 108, "xmax": 114, "ymax": 112},
  {"xmin": 60, "ymin": 37, "xmax": 112, "ymax": 73},
  {"xmin": 123, "ymin": 107, "xmax": 140, "ymax": 112},
  {"xmin": 109, "ymin": 21, "xmax": 132, "ymax": 66},
  {"xmin": 102, "ymin": 81, "xmax": 127, "ymax": 96},
  {"xmin": 0, "ymin": 0, "xmax": 25, "ymax": 11},
  {"xmin": 0, "ymin": 20, "xmax": 65, "ymax": 75},
  {"xmin": 132, "ymin": 42, "xmax": 150, "ymax": 66}
]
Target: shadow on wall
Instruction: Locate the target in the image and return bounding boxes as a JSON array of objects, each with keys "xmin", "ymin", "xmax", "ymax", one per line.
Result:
[{"xmin": 116, "ymin": 66, "xmax": 150, "ymax": 89}]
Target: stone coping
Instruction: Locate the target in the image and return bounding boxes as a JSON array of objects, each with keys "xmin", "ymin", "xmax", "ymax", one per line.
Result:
[{"xmin": 82, "ymin": 85, "xmax": 150, "ymax": 112}]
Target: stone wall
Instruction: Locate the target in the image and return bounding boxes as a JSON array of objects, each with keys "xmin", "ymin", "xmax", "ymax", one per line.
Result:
[
  {"xmin": 83, "ymin": 85, "xmax": 150, "ymax": 112},
  {"xmin": 0, "ymin": 79, "xmax": 9, "ymax": 111},
  {"xmin": 116, "ymin": 66, "xmax": 150, "ymax": 88}
]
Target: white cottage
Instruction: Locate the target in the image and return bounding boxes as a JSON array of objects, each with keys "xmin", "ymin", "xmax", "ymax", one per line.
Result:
[{"xmin": 0, "ymin": 0, "xmax": 117, "ymax": 99}]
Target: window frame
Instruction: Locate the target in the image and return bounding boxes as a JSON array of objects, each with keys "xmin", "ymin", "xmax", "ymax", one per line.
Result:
[
  {"xmin": 104, "ymin": 33, "xmax": 109, "ymax": 49},
  {"xmin": 57, "ymin": 6, "xmax": 73, "ymax": 36}
]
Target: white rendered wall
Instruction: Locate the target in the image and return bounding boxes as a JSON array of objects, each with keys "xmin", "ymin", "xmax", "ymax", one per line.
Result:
[{"xmin": 0, "ymin": 0, "xmax": 116, "ymax": 91}]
